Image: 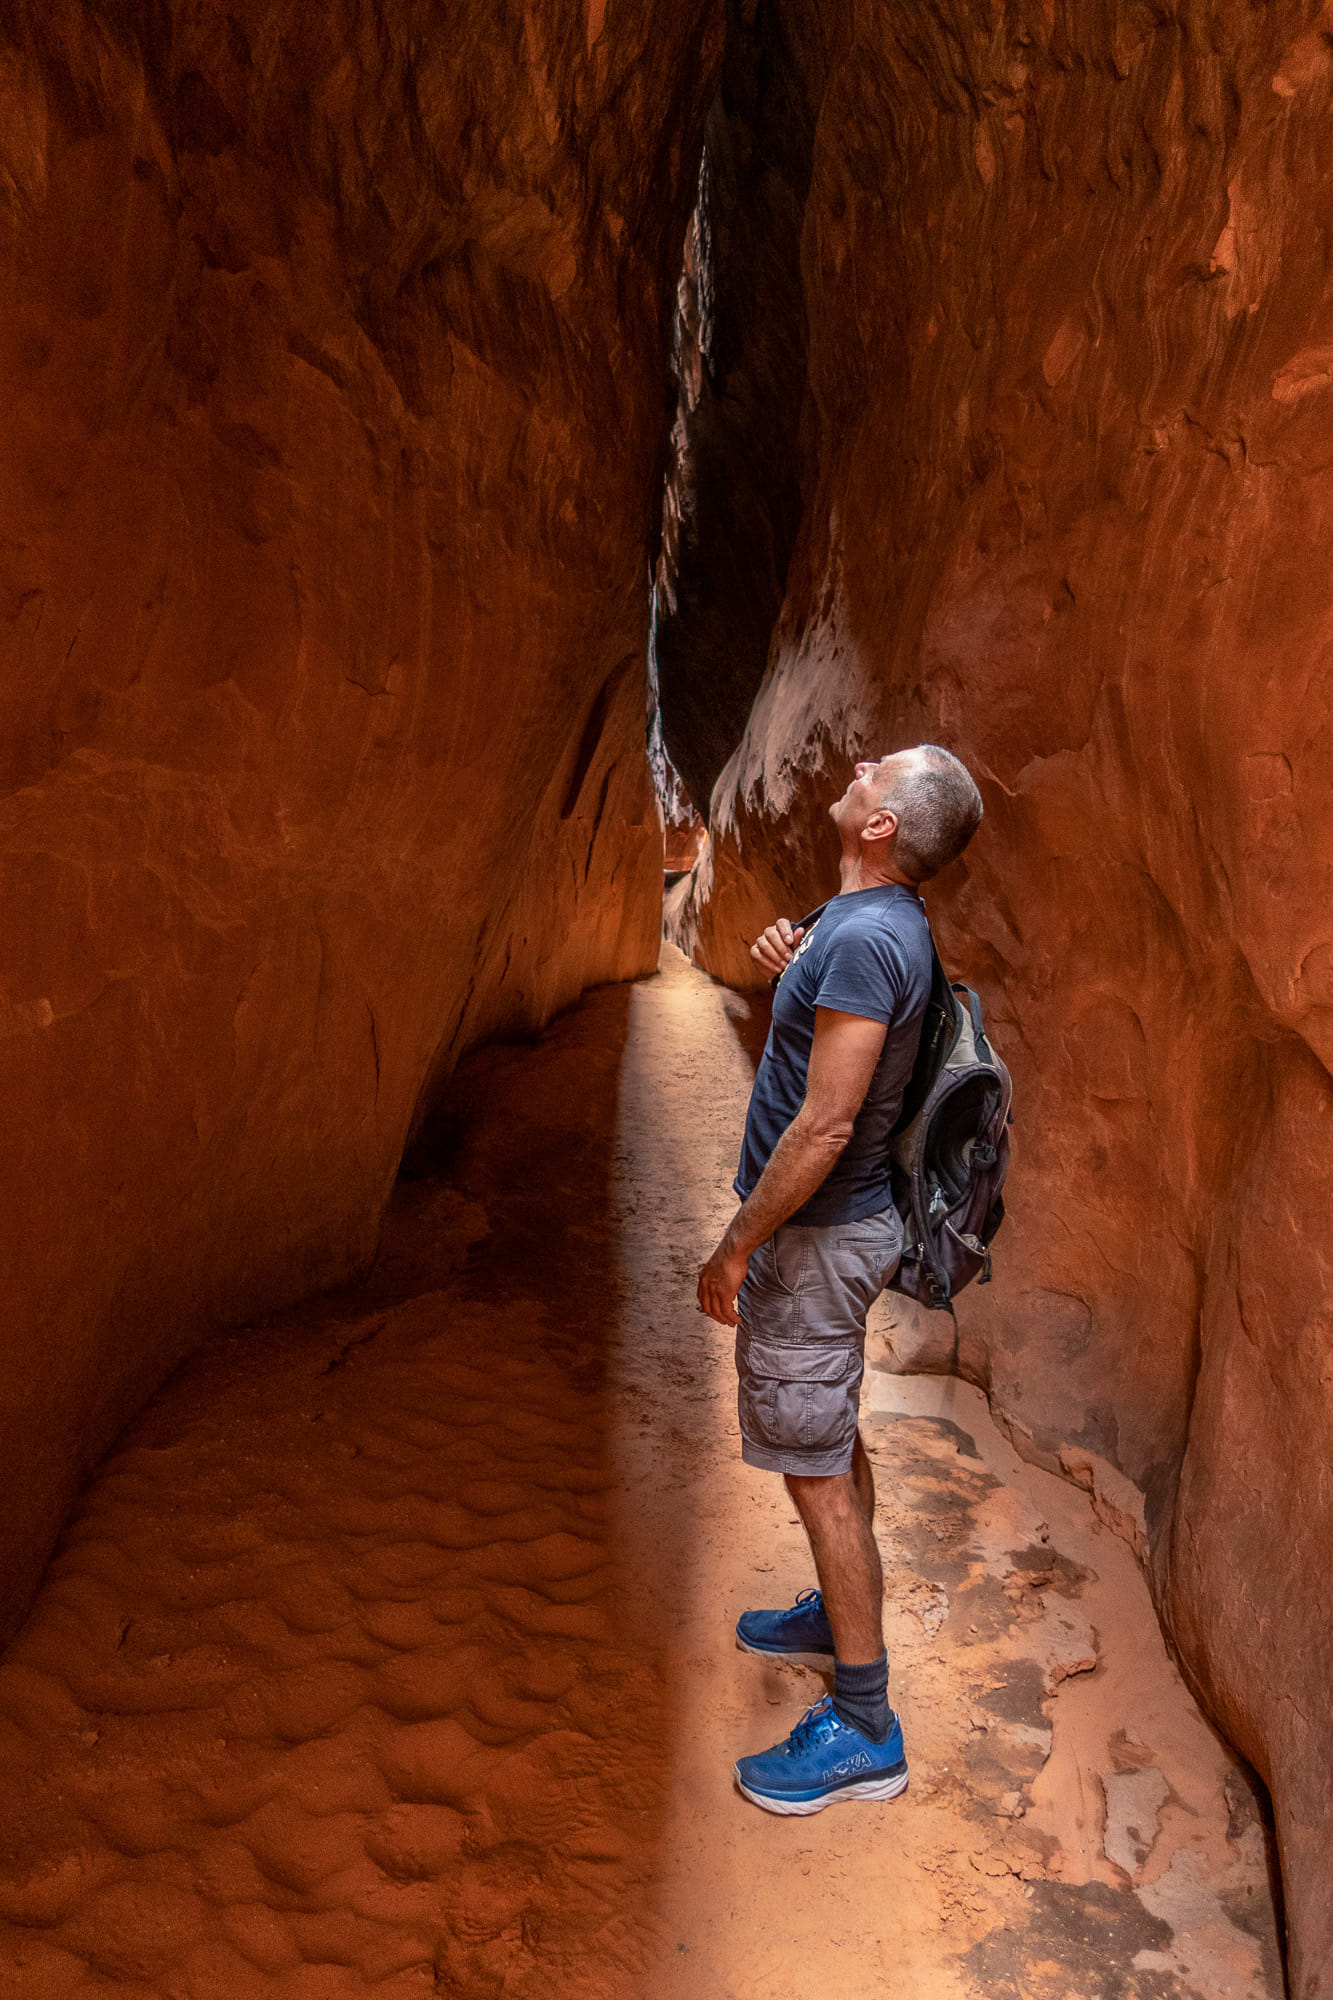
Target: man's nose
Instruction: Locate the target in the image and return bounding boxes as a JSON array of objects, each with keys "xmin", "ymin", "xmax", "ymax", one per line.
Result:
[{"xmin": 854, "ymin": 760, "xmax": 878, "ymax": 779}]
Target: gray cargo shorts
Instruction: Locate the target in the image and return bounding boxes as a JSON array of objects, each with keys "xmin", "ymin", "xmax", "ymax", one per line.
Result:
[{"xmin": 734, "ymin": 1204, "xmax": 903, "ymax": 1477}]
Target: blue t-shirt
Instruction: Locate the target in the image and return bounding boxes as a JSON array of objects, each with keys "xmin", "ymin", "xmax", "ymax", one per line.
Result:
[{"xmin": 734, "ymin": 885, "xmax": 932, "ymax": 1227}]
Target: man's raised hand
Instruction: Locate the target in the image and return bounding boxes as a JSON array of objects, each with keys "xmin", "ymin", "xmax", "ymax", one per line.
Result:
[{"xmin": 750, "ymin": 918, "xmax": 805, "ymax": 981}]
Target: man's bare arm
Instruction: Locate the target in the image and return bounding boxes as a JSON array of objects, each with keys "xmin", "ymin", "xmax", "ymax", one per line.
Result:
[{"xmin": 697, "ymin": 1008, "xmax": 888, "ymax": 1327}]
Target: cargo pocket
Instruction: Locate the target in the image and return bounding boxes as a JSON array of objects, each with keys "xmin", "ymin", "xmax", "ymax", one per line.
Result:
[{"xmin": 736, "ymin": 1335, "xmax": 862, "ymax": 1458}]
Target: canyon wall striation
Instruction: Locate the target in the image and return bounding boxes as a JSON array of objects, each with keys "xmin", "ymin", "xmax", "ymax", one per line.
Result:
[
  {"xmin": 0, "ymin": 0, "xmax": 720, "ymax": 1631},
  {"xmin": 673, "ymin": 2, "xmax": 1333, "ymax": 1989}
]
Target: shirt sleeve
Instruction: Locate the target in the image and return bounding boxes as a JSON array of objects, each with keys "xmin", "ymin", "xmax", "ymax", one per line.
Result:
[{"xmin": 812, "ymin": 923, "xmax": 911, "ymax": 1025}]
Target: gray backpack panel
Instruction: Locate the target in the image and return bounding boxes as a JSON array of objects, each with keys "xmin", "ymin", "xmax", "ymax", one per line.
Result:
[{"xmin": 887, "ymin": 939, "xmax": 1012, "ymax": 1311}]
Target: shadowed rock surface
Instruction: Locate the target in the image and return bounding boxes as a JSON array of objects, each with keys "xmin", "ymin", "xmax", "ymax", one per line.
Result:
[
  {"xmin": 669, "ymin": 3, "xmax": 1333, "ymax": 1988},
  {"xmin": 0, "ymin": 0, "xmax": 721, "ymax": 1629},
  {"xmin": 651, "ymin": 0, "xmax": 816, "ymax": 815}
]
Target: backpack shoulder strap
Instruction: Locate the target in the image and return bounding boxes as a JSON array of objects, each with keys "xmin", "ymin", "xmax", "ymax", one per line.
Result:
[{"xmin": 891, "ymin": 922, "xmax": 962, "ymax": 1135}]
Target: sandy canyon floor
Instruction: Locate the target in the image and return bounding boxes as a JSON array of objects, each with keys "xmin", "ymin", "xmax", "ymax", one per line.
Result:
[{"xmin": 0, "ymin": 944, "xmax": 1285, "ymax": 1999}]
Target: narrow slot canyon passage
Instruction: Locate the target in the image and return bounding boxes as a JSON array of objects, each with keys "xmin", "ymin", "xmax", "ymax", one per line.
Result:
[
  {"xmin": 3, "ymin": 1, "xmax": 1332, "ymax": 1992},
  {"xmin": 0, "ymin": 946, "xmax": 1283, "ymax": 1999}
]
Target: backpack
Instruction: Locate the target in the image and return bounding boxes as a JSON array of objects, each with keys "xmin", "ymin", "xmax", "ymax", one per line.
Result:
[{"xmin": 887, "ymin": 934, "xmax": 1012, "ymax": 1310}]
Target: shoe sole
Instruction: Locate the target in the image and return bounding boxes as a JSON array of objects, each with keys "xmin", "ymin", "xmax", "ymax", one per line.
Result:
[
  {"xmin": 735, "ymin": 1634, "xmax": 835, "ymax": 1673},
  {"xmin": 733, "ymin": 1766, "xmax": 910, "ymax": 1816}
]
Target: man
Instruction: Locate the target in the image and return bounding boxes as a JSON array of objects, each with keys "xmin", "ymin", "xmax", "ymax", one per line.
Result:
[{"xmin": 696, "ymin": 744, "xmax": 984, "ymax": 1816}]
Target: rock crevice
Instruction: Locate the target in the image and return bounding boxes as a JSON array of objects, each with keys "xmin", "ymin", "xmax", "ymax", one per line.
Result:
[{"xmin": 651, "ymin": 0, "xmax": 817, "ymax": 817}]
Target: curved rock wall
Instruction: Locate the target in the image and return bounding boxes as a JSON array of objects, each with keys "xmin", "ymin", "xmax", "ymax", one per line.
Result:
[
  {"xmin": 0, "ymin": 1, "xmax": 720, "ymax": 1630},
  {"xmin": 677, "ymin": 2, "xmax": 1333, "ymax": 1988}
]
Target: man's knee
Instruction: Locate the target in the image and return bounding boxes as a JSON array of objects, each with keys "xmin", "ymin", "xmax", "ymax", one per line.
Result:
[{"xmin": 786, "ymin": 1467, "xmax": 856, "ymax": 1510}]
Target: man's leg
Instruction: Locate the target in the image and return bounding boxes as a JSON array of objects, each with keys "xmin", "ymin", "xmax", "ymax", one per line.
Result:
[
  {"xmin": 732, "ymin": 1216, "xmax": 908, "ymax": 1805},
  {"xmin": 786, "ymin": 1423, "xmax": 894, "ymax": 1744},
  {"xmin": 849, "ymin": 1426, "xmax": 875, "ymax": 1527},
  {"xmin": 785, "ymin": 1454, "xmax": 883, "ymax": 1664}
]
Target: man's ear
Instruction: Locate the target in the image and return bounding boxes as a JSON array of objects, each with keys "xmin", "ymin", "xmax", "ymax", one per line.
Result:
[{"xmin": 862, "ymin": 807, "xmax": 898, "ymax": 848}]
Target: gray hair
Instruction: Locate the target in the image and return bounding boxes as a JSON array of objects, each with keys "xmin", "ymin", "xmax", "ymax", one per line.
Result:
[{"xmin": 882, "ymin": 745, "xmax": 983, "ymax": 882}]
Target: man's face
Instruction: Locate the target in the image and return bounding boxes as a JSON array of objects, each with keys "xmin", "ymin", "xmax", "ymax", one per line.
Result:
[{"xmin": 830, "ymin": 752, "xmax": 913, "ymax": 834}]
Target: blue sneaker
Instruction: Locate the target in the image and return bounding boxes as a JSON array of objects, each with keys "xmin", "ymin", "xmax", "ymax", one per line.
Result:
[
  {"xmin": 736, "ymin": 1587, "xmax": 835, "ymax": 1669},
  {"xmin": 734, "ymin": 1696, "xmax": 909, "ymax": 1816}
]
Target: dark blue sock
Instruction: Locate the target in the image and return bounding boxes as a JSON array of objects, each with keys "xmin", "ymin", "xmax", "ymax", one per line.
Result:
[{"xmin": 832, "ymin": 1652, "xmax": 891, "ymax": 1742}]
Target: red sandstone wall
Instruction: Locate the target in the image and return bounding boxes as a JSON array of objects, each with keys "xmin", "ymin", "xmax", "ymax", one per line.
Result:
[
  {"xmin": 0, "ymin": 2, "xmax": 720, "ymax": 1630},
  {"xmin": 681, "ymin": 3, "xmax": 1333, "ymax": 1988}
]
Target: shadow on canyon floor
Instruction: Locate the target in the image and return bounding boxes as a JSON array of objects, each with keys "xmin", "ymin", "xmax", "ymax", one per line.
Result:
[
  {"xmin": 0, "ymin": 946, "xmax": 1285, "ymax": 1999},
  {"xmin": 0, "ymin": 981, "xmax": 686, "ymax": 1998}
]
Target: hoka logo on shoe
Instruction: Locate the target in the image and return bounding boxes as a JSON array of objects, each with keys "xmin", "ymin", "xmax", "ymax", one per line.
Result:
[{"xmin": 830, "ymin": 1750, "xmax": 874, "ymax": 1778}]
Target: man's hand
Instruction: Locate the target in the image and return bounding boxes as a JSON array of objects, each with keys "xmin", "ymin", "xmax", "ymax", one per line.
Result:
[
  {"xmin": 697, "ymin": 1237, "xmax": 750, "ymax": 1327},
  {"xmin": 750, "ymin": 918, "xmax": 805, "ymax": 981}
]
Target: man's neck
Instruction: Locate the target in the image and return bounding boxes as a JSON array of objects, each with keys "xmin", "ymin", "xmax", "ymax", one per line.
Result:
[{"xmin": 836, "ymin": 851, "xmax": 914, "ymax": 895}]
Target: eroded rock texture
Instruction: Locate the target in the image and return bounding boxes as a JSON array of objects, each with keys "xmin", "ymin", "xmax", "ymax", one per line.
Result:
[
  {"xmin": 0, "ymin": 1, "xmax": 720, "ymax": 1631},
  {"xmin": 650, "ymin": 0, "xmax": 815, "ymax": 815},
  {"xmin": 673, "ymin": 3, "xmax": 1333, "ymax": 1988}
]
